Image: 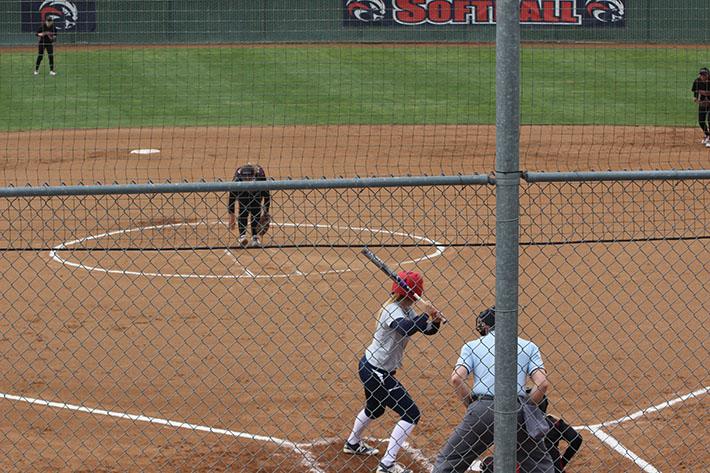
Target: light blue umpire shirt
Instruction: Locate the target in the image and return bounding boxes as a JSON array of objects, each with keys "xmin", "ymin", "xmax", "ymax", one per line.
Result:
[{"xmin": 456, "ymin": 330, "xmax": 545, "ymax": 397}]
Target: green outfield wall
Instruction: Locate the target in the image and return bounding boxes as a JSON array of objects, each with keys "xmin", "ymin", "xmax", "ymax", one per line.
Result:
[{"xmin": 1, "ymin": 1, "xmax": 708, "ymax": 45}]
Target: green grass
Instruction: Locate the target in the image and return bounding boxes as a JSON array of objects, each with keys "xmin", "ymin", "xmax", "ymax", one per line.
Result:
[{"xmin": 0, "ymin": 45, "xmax": 707, "ymax": 131}]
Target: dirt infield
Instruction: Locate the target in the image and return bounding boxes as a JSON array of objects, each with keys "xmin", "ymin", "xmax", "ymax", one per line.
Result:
[
  {"xmin": 1, "ymin": 125, "xmax": 709, "ymax": 186},
  {"xmin": 0, "ymin": 125, "xmax": 708, "ymax": 472}
]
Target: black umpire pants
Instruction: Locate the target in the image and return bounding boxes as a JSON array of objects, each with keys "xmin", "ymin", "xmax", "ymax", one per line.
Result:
[{"xmin": 36, "ymin": 42, "xmax": 54, "ymax": 70}]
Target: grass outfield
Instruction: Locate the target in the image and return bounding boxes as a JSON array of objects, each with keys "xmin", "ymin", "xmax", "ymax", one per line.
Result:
[{"xmin": 0, "ymin": 45, "xmax": 707, "ymax": 130}]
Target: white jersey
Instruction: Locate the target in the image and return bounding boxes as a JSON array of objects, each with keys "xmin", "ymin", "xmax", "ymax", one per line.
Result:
[{"xmin": 364, "ymin": 302, "xmax": 417, "ymax": 372}]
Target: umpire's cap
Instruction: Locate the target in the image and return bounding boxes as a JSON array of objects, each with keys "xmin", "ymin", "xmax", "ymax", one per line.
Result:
[
  {"xmin": 700, "ymin": 68, "xmax": 709, "ymax": 75},
  {"xmin": 475, "ymin": 306, "xmax": 495, "ymax": 335},
  {"xmin": 478, "ymin": 306, "xmax": 495, "ymax": 327}
]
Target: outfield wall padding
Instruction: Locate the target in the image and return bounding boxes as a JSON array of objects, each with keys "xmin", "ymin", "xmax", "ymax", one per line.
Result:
[{"xmin": 0, "ymin": 1, "xmax": 708, "ymax": 45}]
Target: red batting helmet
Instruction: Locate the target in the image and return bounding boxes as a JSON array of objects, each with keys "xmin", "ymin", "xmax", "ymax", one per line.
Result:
[{"xmin": 391, "ymin": 271, "xmax": 424, "ymax": 300}]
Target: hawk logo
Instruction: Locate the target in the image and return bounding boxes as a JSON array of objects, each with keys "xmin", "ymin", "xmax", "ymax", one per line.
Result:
[
  {"xmin": 346, "ymin": 0, "xmax": 386, "ymax": 22},
  {"xmin": 585, "ymin": 0, "xmax": 625, "ymax": 23},
  {"xmin": 39, "ymin": 0, "xmax": 79, "ymax": 30}
]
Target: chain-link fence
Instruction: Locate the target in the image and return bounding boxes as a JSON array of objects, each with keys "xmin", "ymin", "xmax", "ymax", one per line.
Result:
[
  {"xmin": 3, "ymin": 2, "xmax": 710, "ymax": 187},
  {"xmin": 0, "ymin": 173, "xmax": 708, "ymax": 472}
]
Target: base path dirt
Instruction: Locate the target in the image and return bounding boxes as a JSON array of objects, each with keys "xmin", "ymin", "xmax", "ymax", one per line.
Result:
[{"xmin": 0, "ymin": 125, "xmax": 708, "ymax": 186}]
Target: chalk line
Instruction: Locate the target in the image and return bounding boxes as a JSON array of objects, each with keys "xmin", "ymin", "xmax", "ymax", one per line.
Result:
[{"xmin": 0, "ymin": 391, "xmax": 325, "ymax": 473}]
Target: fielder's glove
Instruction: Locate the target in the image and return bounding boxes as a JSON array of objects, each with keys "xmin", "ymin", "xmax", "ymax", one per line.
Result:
[{"xmin": 256, "ymin": 212, "xmax": 271, "ymax": 236}]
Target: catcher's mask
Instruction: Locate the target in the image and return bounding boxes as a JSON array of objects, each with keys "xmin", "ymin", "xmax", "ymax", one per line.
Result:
[
  {"xmin": 700, "ymin": 68, "xmax": 709, "ymax": 77},
  {"xmin": 476, "ymin": 306, "xmax": 495, "ymax": 335},
  {"xmin": 391, "ymin": 271, "xmax": 424, "ymax": 301}
]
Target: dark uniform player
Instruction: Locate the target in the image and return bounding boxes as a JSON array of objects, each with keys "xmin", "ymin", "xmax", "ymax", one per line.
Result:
[
  {"xmin": 480, "ymin": 394, "xmax": 583, "ymax": 473},
  {"xmin": 227, "ymin": 163, "xmax": 270, "ymax": 247},
  {"xmin": 539, "ymin": 396, "xmax": 583, "ymax": 473},
  {"xmin": 691, "ymin": 68, "xmax": 710, "ymax": 146},
  {"xmin": 34, "ymin": 17, "xmax": 57, "ymax": 76}
]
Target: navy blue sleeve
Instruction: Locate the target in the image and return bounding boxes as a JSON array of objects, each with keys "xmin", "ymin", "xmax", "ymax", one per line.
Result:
[{"xmin": 389, "ymin": 314, "xmax": 431, "ymax": 337}]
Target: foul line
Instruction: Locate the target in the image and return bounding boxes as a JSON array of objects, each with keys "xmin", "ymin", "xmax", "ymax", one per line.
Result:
[
  {"xmin": 585, "ymin": 427, "xmax": 660, "ymax": 473},
  {"xmin": 0, "ymin": 392, "xmax": 433, "ymax": 473},
  {"xmin": 586, "ymin": 385, "xmax": 710, "ymax": 430},
  {"xmin": 573, "ymin": 386, "xmax": 709, "ymax": 473},
  {"xmin": 2, "ymin": 386, "xmax": 707, "ymax": 473},
  {"xmin": 0, "ymin": 392, "xmax": 326, "ymax": 473}
]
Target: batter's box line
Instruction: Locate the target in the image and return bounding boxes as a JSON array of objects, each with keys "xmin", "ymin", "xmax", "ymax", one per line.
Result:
[
  {"xmin": 0, "ymin": 392, "xmax": 434, "ymax": 472},
  {"xmin": 572, "ymin": 386, "xmax": 709, "ymax": 473},
  {"xmin": 296, "ymin": 436, "xmax": 435, "ymax": 471},
  {"xmin": 2, "ymin": 387, "xmax": 707, "ymax": 473},
  {"xmin": 0, "ymin": 391, "xmax": 325, "ymax": 473}
]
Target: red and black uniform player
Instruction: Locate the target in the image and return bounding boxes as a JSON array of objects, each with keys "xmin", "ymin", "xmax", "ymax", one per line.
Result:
[
  {"xmin": 692, "ymin": 68, "xmax": 710, "ymax": 144},
  {"xmin": 544, "ymin": 414, "xmax": 583, "ymax": 472},
  {"xmin": 536, "ymin": 395, "xmax": 583, "ymax": 473},
  {"xmin": 227, "ymin": 163, "xmax": 270, "ymax": 247},
  {"xmin": 34, "ymin": 17, "xmax": 57, "ymax": 76},
  {"xmin": 481, "ymin": 395, "xmax": 582, "ymax": 473}
]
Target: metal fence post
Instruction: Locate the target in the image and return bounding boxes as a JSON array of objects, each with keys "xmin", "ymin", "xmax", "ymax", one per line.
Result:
[{"xmin": 495, "ymin": 0, "xmax": 520, "ymax": 472}]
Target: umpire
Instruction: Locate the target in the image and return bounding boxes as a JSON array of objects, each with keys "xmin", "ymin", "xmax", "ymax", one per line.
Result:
[
  {"xmin": 431, "ymin": 306, "xmax": 554, "ymax": 473},
  {"xmin": 227, "ymin": 163, "xmax": 270, "ymax": 247},
  {"xmin": 34, "ymin": 17, "xmax": 57, "ymax": 76}
]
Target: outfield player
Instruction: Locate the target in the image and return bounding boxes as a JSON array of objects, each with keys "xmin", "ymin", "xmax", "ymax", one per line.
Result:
[
  {"xmin": 343, "ymin": 271, "xmax": 443, "ymax": 473},
  {"xmin": 227, "ymin": 163, "xmax": 270, "ymax": 247},
  {"xmin": 692, "ymin": 67, "xmax": 710, "ymax": 145},
  {"xmin": 34, "ymin": 17, "xmax": 57, "ymax": 76}
]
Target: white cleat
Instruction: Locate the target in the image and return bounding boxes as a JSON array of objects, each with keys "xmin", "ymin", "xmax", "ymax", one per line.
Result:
[{"xmin": 49, "ymin": 70, "xmax": 56, "ymax": 76}]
